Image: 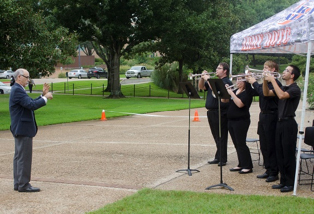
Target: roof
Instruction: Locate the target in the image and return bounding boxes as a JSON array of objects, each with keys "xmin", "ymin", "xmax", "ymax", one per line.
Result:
[{"xmin": 230, "ymin": 0, "xmax": 314, "ymax": 55}]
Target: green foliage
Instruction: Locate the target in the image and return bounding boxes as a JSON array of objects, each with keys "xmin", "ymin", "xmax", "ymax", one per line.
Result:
[
  {"xmin": 249, "ymin": 55, "xmax": 291, "ymax": 65},
  {"xmin": 291, "ymin": 55, "xmax": 314, "ymax": 76},
  {"xmin": 0, "ymin": 0, "xmax": 77, "ymax": 77},
  {"xmin": 119, "ymin": 65, "xmax": 129, "ymax": 74},
  {"xmin": 58, "ymin": 72, "xmax": 67, "ymax": 78},
  {"xmin": 152, "ymin": 62, "xmax": 188, "ymax": 93},
  {"xmin": 306, "ymin": 74, "xmax": 314, "ymax": 109}
]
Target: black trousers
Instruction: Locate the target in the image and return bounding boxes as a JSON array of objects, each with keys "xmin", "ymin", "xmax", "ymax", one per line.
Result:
[
  {"xmin": 207, "ymin": 110, "xmax": 228, "ymax": 163},
  {"xmin": 29, "ymin": 85, "xmax": 33, "ymax": 93},
  {"xmin": 14, "ymin": 136, "xmax": 33, "ymax": 190},
  {"xmin": 276, "ymin": 119, "xmax": 297, "ymax": 186},
  {"xmin": 258, "ymin": 113, "xmax": 278, "ymax": 176},
  {"xmin": 228, "ymin": 118, "xmax": 253, "ymax": 169}
]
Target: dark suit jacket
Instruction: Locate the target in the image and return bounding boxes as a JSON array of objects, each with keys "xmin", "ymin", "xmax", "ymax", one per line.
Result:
[{"xmin": 9, "ymin": 83, "xmax": 46, "ymax": 137}]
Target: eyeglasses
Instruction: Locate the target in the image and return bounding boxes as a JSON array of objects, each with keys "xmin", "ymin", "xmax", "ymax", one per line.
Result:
[
  {"xmin": 20, "ymin": 75, "xmax": 30, "ymax": 79},
  {"xmin": 216, "ymin": 67, "xmax": 223, "ymax": 70}
]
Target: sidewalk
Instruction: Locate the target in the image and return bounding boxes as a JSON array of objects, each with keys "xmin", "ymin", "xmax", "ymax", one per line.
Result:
[{"xmin": 0, "ymin": 102, "xmax": 313, "ymax": 214}]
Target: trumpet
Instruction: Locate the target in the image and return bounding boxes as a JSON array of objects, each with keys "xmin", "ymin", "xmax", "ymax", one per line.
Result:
[
  {"xmin": 231, "ymin": 73, "xmax": 255, "ymax": 81},
  {"xmin": 188, "ymin": 72, "xmax": 215, "ymax": 80},
  {"xmin": 245, "ymin": 65, "xmax": 281, "ymax": 79},
  {"xmin": 226, "ymin": 84, "xmax": 238, "ymax": 90}
]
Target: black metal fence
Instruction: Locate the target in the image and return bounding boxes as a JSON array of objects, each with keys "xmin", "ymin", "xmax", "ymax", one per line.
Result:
[{"xmin": 50, "ymin": 82, "xmax": 206, "ymax": 99}]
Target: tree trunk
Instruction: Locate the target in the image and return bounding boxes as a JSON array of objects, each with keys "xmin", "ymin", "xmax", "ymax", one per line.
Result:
[{"xmin": 108, "ymin": 47, "xmax": 124, "ymax": 98}]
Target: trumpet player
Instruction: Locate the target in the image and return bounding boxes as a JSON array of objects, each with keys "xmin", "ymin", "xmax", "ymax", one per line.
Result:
[
  {"xmin": 199, "ymin": 62, "xmax": 232, "ymax": 166},
  {"xmin": 246, "ymin": 61, "xmax": 282, "ymax": 183},
  {"xmin": 263, "ymin": 65, "xmax": 301, "ymax": 193},
  {"xmin": 224, "ymin": 76, "xmax": 253, "ymax": 174}
]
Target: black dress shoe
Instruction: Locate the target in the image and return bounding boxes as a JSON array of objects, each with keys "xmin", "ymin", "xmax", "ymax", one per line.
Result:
[
  {"xmin": 230, "ymin": 167, "xmax": 242, "ymax": 172},
  {"xmin": 272, "ymin": 184, "xmax": 284, "ymax": 189},
  {"xmin": 239, "ymin": 169, "xmax": 253, "ymax": 174},
  {"xmin": 280, "ymin": 186, "xmax": 293, "ymax": 192},
  {"xmin": 218, "ymin": 162, "xmax": 226, "ymax": 166},
  {"xmin": 266, "ymin": 175, "xmax": 279, "ymax": 182},
  {"xmin": 208, "ymin": 159, "xmax": 219, "ymax": 164},
  {"xmin": 18, "ymin": 186, "xmax": 40, "ymax": 192},
  {"xmin": 257, "ymin": 173, "xmax": 269, "ymax": 179}
]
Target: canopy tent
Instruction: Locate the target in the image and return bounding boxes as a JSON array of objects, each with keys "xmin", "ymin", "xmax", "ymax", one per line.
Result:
[{"xmin": 229, "ymin": 0, "xmax": 314, "ymax": 196}]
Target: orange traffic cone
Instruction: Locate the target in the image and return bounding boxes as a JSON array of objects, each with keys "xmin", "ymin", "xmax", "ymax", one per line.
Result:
[
  {"xmin": 100, "ymin": 109, "xmax": 107, "ymax": 121},
  {"xmin": 193, "ymin": 110, "xmax": 200, "ymax": 122}
]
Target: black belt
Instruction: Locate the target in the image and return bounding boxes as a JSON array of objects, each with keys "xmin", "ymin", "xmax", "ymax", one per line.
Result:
[
  {"xmin": 278, "ymin": 117, "xmax": 294, "ymax": 122},
  {"xmin": 261, "ymin": 111, "xmax": 277, "ymax": 114}
]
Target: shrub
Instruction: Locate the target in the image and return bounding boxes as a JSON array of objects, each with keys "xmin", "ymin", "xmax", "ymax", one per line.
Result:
[
  {"xmin": 152, "ymin": 62, "xmax": 188, "ymax": 93},
  {"xmin": 58, "ymin": 72, "xmax": 67, "ymax": 78}
]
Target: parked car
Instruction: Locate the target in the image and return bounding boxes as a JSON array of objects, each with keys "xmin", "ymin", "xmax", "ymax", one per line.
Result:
[
  {"xmin": 67, "ymin": 69, "xmax": 88, "ymax": 79},
  {"xmin": 125, "ymin": 66, "xmax": 153, "ymax": 79},
  {"xmin": 0, "ymin": 82, "xmax": 11, "ymax": 94},
  {"xmin": 87, "ymin": 67, "xmax": 108, "ymax": 79},
  {"xmin": 0, "ymin": 70, "xmax": 14, "ymax": 79}
]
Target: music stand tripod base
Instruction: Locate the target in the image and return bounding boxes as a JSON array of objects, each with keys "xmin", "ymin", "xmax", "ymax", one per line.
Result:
[
  {"xmin": 205, "ymin": 183, "xmax": 234, "ymax": 191},
  {"xmin": 176, "ymin": 168, "xmax": 200, "ymax": 176}
]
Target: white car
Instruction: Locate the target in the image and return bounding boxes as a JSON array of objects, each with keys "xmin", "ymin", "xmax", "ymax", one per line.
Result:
[
  {"xmin": 67, "ymin": 69, "xmax": 88, "ymax": 79},
  {"xmin": 0, "ymin": 70, "xmax": 15, "ymax": 79},
  {"xmin": 0, "ymin": 82, "xmax": 11, "ymax": 94},
  {"xmin": 125, "ymin": 66, "xmax": 153, "ymax": 79}
]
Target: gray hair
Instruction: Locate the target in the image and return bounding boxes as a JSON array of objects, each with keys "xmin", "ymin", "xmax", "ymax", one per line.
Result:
[{"xmin": 13, "ymin": 69, "xmax": 26, "ymax": 79}]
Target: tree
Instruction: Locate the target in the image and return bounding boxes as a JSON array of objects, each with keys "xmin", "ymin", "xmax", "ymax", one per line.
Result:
[
  {"xmin": 80, "ymin": 41, "xmax": 95, "ymax": 56},
  {"xmin": 0, "ymin": 0, "xmax": 77, "ymax": 77},
  {"xmin": 43, "ymin": 0, "xmax": 169, "ymax": 98},
  {"xmin": 133, "ymin": 0, "xmax": 239, "ymax": 93}
]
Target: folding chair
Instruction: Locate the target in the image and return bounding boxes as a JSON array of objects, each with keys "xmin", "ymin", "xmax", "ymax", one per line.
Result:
[
  {"xmin": 246, "ymin": 138, "xmax": 262, "ymax": 166},
  {"xmin": 298, "ymin": 127, "xmax": 314, "ymax": 185}
]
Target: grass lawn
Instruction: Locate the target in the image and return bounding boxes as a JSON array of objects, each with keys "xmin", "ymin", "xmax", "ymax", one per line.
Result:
[
  {"xmin": 0, "ymin": 93, "xmax": 205, "ymax": 131},
  {"xmin": 88, "ymin": 188, "xmax": 314, "ymax": 214}
]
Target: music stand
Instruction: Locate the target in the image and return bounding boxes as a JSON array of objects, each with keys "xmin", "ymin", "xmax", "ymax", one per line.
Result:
[
  {"xmin": 205, "ymin": 79, "xmax": 234, "ymax": 191},
  {"xmin": 176, "ymin": 82, "xmax": 200, "ymax": 176}
]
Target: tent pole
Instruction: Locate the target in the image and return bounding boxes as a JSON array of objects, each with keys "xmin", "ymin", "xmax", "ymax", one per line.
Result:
[
  {"xmin": 293, "ymin": 40, "xmax": 312, "ymax": 196},
  {"xmin": 230, "ymin": 53, "xmax": 233, "ymax": 77}
]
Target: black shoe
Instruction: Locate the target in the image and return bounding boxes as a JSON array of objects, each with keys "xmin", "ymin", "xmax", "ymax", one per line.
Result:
[
  {"xmin": 218, "ymin": 162, "xmax": 226, "ymax": 166},
  {"xmin": 208, "ymin": 159, "xmax": 219, "ymax": 164},
  {"xmin": 257, "ymin": 173, "xmax": 269, "ymax": 179},
  {"xmin": 230, "ymin": 167, "xmax": 242, "ymax": 172},
  {"xmin": 18, "ymin": 186, "xmax": 40, "ymax": 192},
  {"xmin": 272, "ymin": 184, "xmax": 284, "ymax": 189},
  {"xmin": 239, "ymin": 169, "xmax": 253, "ymax": 174},
  {"xmin": 266, "ymin": 175, "xmax": 279, "ymax": 182},
  {"xmin": 280, "ymin": 186, "xmax": 293, "ymax": 192}
]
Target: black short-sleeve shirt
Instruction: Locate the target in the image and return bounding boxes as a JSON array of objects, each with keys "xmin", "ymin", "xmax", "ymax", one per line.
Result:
[
  {"xmin": 277, "ymin": 82, "xmax": 301, "ymax": 119},
  {"xmin": 205, "ymin": 77, "xmax": 232, "ymax": 110}
]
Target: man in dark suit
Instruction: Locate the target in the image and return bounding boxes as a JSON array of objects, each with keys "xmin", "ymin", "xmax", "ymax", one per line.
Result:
[{"xmin": 9, "ymin": 68, "xmax": 53, "ymax": 192}]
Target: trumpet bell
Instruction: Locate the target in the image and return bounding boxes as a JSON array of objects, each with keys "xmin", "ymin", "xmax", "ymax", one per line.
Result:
[
  {"xmin": 245, "ymin": 65, "xmax": 281, "ymax": 79},
  {"xmin": 188, "ymin": 72, "xmax": 215, "ymax": 80}
]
